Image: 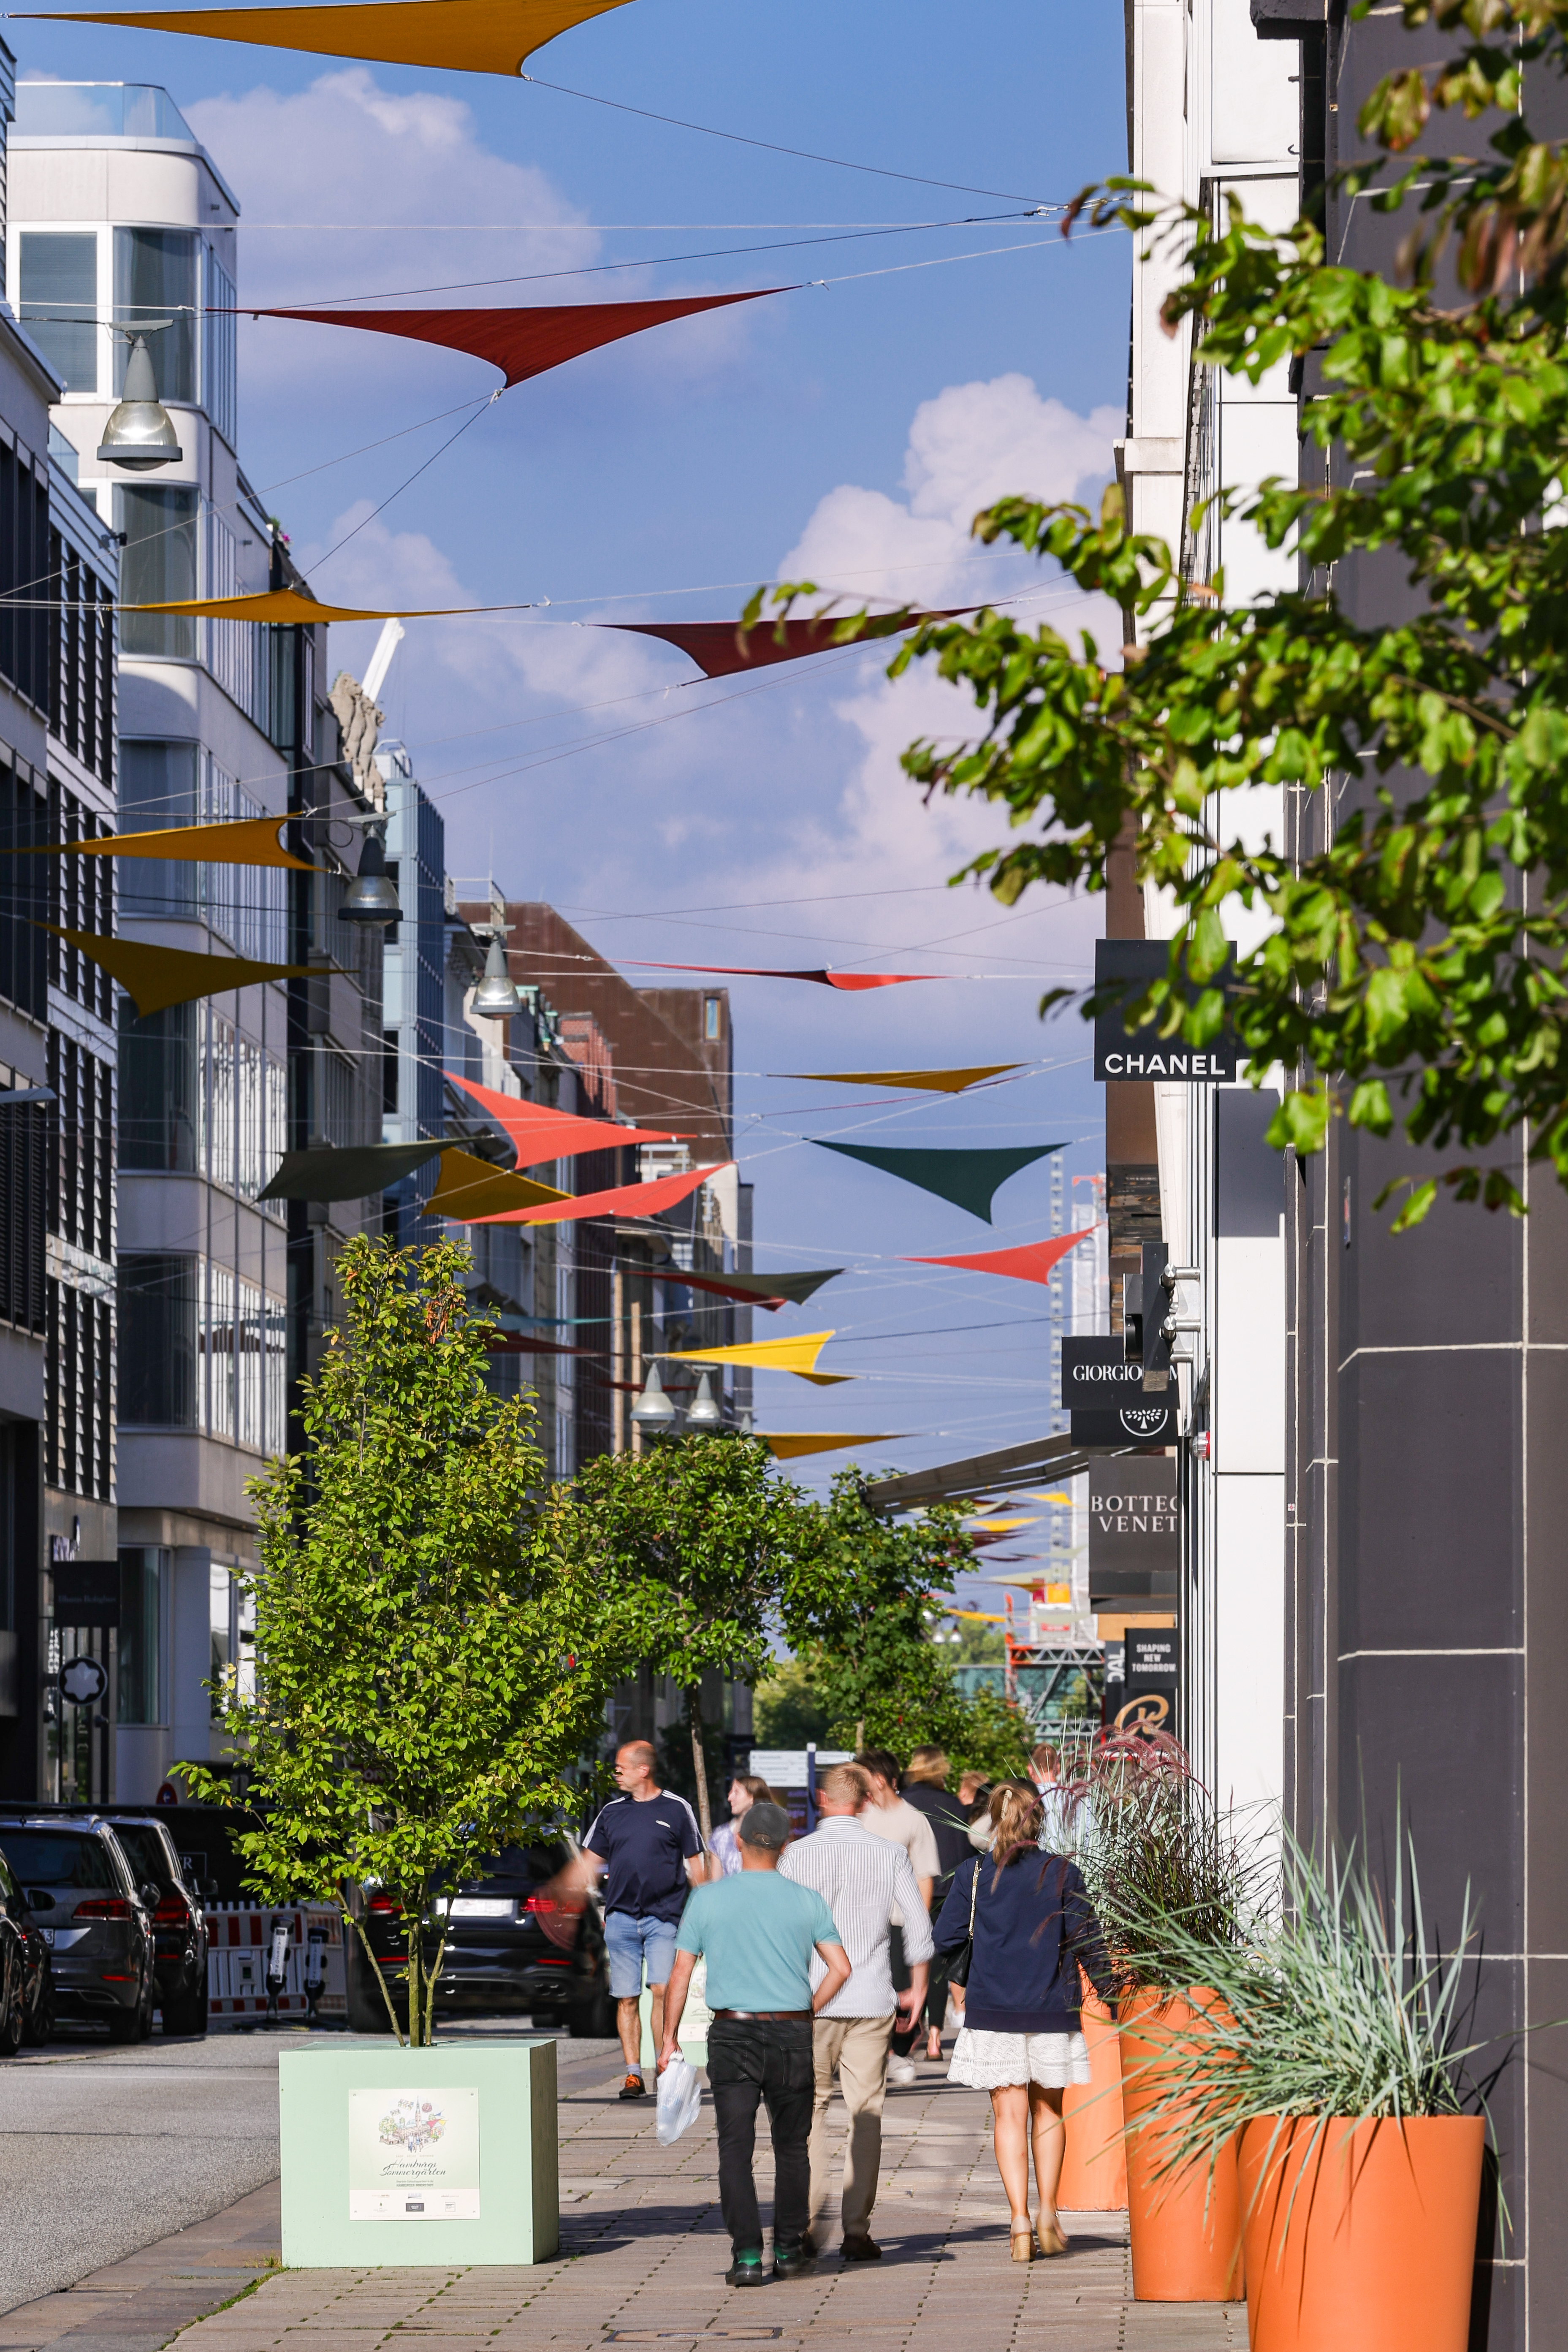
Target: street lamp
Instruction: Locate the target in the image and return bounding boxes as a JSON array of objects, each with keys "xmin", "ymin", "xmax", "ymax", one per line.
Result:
[
  {"xmin": 470, "ymin": 931, "xmax": 521, "ymax": 1017},
  {"xmin": 629, "ymin": 1363, "xmax": 678, "ymax": 1431},
  {"xmin": 685, "ymin": 1371, "xmax": 722, "ymax": 1430},
  {"xmin": 96, "ymin": 331, "xmax": 182, "ymax": 470},
  {"xmin": 339, "ymin": 824, "xmax": 400, "ymax": 924}
]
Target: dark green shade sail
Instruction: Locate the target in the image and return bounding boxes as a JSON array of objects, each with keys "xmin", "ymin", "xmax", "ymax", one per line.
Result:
[
  {"xmin": 260, "ymin": 1139, "xmax": 442, "ymax": 1202},
  {"xmin": 807, "ymin": 1140, "xmax": 1065, "ymax": 1223}
]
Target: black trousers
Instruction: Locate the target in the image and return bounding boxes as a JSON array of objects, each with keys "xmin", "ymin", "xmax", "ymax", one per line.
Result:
[
  {"xmin": 706, "ymin": 2016, "xmax": 814, "ymax": 2254},
  {"xmin": 889, "ymin": 1918, "xmax": 953, "ymax": 2058}
]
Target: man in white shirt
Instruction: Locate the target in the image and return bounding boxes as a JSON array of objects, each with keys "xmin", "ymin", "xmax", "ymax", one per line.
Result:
[
  {"xmin": 853, "ymin": 1747, "xmax": 941, "ymax": 2086},
  {"xmin": 779, "ymin": 1762, "xmax": 932, "ymax": 2260}
]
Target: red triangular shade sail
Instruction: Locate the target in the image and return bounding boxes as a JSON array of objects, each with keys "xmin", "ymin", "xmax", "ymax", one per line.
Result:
[
  {"xmin": 446, "ymin": 1069, "xmax": 677, "ymax": 1167},
  {"xmin": 252, "ymin": 291, "xmax": 787, "ymax": 389},
  {"xmin": 605, "ymin": 610, "xmax": 963, "ymax": 681},
  {"xmin": 630, "ymin": 961, "xmax": 940, "ymax": 990},
  {"xmin": 906, "ymin": 1227, "xmax": 1101, "ymax": 1286},
  {"xmin": 472, "ymin": 1160, "xmax": 731, "ymax": 1227},
  {"xmin": 484, "ymin": 1335, "xmax": 601, "ymax": 1356}
]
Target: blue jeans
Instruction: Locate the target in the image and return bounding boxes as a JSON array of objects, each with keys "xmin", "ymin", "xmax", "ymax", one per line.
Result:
[{"xmin": 605, "ymin": 1910, "xmax": 678, "ymax": 1999}]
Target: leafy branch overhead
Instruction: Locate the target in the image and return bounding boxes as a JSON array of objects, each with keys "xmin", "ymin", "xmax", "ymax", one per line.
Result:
[{"xmin": 754, "ymin": 0, "xmax": 1568, "ymax": 1227}]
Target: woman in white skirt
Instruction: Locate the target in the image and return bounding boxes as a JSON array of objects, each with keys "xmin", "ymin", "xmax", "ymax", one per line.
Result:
[{"xmin": 932, "ymin": 1781, "xmax": 1117, "ymax": 2262}]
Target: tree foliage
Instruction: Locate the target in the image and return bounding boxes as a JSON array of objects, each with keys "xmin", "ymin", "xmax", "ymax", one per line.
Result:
[
  {"xmin": 187, "ymin": 1237, "xmax": 621, "ymax": 2045},
  {"xmin": 755, "ymin": 0, "xmax": 1568, "ymax": 1227}
]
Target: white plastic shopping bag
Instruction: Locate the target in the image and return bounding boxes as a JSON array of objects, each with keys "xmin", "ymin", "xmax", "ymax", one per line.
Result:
[{"xmin": 656, "ymin": 2053, "xmax": 703, "ymax": 2145}]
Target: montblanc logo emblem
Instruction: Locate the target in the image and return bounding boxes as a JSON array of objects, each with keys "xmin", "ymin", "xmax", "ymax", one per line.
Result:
[{"xmin": 1118, "ymin": 1405, "xmax": 1172, "ymax": 1437}]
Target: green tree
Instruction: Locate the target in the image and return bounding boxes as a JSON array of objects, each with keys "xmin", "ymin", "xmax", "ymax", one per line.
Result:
[
  {"xmin": 187, "ymin": 1237, "xmax": 621, "ymax": 2045},
  {"xmin": 754, "ymin": 0, "xmax": 1568, "ymax": 1229},
  {"xmin": 753, "ymin": 1654, "xmax": 833, "ymax": 1748}
]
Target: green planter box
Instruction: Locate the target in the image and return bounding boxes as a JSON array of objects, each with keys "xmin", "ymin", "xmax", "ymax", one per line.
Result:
[{"xmin": 278, "ymin": 2037, "xmax": 559, "ymax": 2266}]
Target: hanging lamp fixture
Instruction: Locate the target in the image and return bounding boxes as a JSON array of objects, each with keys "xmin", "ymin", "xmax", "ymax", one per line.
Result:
[
  {"xmin": 629, "ymin": 1363, "xmax": 678, "ymax": 1431},
  {"xmin": 684, "ymin": 1371, "xmax": 723, "ymax": 1431},
  {"xmin": 470, "ymin": 931, "xmax": 521, "ymax": 1018},
  {"xmin": 339, "ymin": 825, "xmax": 400, "ymax": 925},
  {"xmin": 96, "ymin": 330, "xmax": 182, "ymax": 470}
]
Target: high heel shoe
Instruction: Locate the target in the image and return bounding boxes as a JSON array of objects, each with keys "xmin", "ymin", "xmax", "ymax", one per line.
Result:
[
  {"xmin": 1033, "ymin": 2214, "xmax": 1069, "ymax": 2257},
  {"xmin": 1010, "ymin": 2223, "xmax": 1036, "ymax": 2264}
]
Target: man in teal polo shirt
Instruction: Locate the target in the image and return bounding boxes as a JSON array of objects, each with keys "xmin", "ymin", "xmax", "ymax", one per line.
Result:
[{"xmin": 659, "ymin": 1801, "xmax": 849, "ymax": 2287}]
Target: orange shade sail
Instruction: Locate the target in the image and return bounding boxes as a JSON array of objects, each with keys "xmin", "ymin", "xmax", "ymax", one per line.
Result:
[
  {"xmin": 42, "ymin": 925, "xmax": 319, "ymax": 1017},
  {"xmin": 906, "ymin": 1228, "xmax": 1101, "ymax": 1286},
  {"xmin": 19, "ymin": 814, "xmax": 313, "ymax": 870},
  {"xmin": 423, "ymin": 1148, "xmax": 568, "ymax": 1221},
  {"xmin": 252, "ymin": 291, "xmax": 786, "ymax": 389},
  {"xmin": 17, "ymin": 0, "xmax": 634, "ymax": 77},
  {"xmin": 123, "ymin": 586, "xmax": 529, "ymax": 622},
  {"xmin": 777, "ymin": 1065, "xmax": 1023, "ymax": 1093},
  {"xmin": 472, "ymin": 1158, "xmax": 730, "ymax": 1227},
  {"xmin": 446, "ymin": 1069, "xmax": 677, "ymax": 1167},
  {"xmin": 762, "ymin": 1432, "xmax": 906, "ymax": 1460},
  {"xmin": 630, "ymin": 961, "xmax": 940, "ymax": 990},
  {"xmin": 606, "ymin": 609, "xmax": 961, "ymax": 681}
]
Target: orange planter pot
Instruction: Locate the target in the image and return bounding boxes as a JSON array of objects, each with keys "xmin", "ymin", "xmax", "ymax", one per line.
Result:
[
  {"xmin": 1239, "ymin": 2113, "xmax": 1484, "ymax": 2352},
  {"xmin": 1120, "ymin": 1988, "xmax": 1243, "ymax": 2302},
  {"xmin": 1059, "ymin": 1987, "xmax": 1129, "ymax": 2210}
]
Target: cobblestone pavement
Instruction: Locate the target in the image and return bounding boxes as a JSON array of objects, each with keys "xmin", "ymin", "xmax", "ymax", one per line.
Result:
[{"xmin": 1, "ymin": 2050, "xmax": 1247, "ymax": 2352}]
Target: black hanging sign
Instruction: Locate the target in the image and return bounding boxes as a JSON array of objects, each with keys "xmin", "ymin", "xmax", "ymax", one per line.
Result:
[
  {"xmin": 1093, "ymin": 939, "xmax": 1238, "ymax": 1083},
  {"xmin": 1064, "ymin": 1336, "xmax": 1179, "ymax": 1445}
]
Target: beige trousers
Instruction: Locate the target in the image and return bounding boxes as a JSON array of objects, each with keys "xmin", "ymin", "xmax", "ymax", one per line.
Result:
[{"xmin": 809, "ymin": 2011, "xmax": 895, "ymax": 2238}]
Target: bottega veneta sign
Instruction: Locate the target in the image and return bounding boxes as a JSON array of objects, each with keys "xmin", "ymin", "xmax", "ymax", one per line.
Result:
[
  {"xmin": 1093, "ymin": 939, "xmax": 1238, "ymax": 1083},
  {"xmin": 1063, "ymin": 1336, "xmax": 1179, "ymax": 1445},
  {"xmin": 1088, "ymin": 1453, "xmax": 1179, "ymax": 1606}
]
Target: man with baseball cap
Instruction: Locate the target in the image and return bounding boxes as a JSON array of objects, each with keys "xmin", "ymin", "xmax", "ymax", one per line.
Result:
[{"xmin": 660, "ymin": 1801, "xmax": 850, "ymax": 2288}]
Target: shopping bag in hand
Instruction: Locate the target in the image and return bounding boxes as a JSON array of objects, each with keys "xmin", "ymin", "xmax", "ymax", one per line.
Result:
[{"xmin": 655, "ymin": 2054, "xmax": 702, "ymax": 2144}]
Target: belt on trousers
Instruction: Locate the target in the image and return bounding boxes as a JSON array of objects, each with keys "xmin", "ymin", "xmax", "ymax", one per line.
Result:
[{"xmin": 712, "ymin": 2007, "xmax": 812, "ymax": 2021}]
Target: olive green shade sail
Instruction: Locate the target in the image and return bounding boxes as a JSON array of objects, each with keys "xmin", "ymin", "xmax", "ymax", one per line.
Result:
[
  {"xmin": 777, "ymin": 1065, "xmax": 1023, "ymax": 1093},
  {"xmin": 808, "ymin": 1140, "xmax": 1065, "ymax": 1223},
  {"xmin": 42, "ymin": 925, "xmax": 321, "ymax": 1016},
  {"xmin": 260, "ymin": 1139, "xmax": 445, "ymax": 1201},
  {"xmin": 17, "ymin": 0, "xmax": 634, "ymax": 78},
  {"xmin": 421, "ymin": 1147, "xmax": 568, "ymax": 1219},
  {"xmin": 18, "ymin": 814, "xmax": 314, "ymax": 870},
  {"xmin": 674, "ymin": 1266, "xmax": 844, "ymax": 1313}
]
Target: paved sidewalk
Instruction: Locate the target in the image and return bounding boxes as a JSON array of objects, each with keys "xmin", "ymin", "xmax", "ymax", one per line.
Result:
[{"xmin": 2, "ymin": 2054, "xmax": 1245, "ymax": 2352}]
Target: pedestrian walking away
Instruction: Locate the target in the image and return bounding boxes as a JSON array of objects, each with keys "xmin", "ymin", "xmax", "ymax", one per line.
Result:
[
  {"xmin": 711, "ymin": 1775, "xmax": 772, "ymax": 1877},
  {"xmin": 851, "ymin": 1747, "xmax": 939, "ymax": 2086},
  {"xmin": 557, "ymin": 1740, "xmax": 706, "ymax": 2101},
  {"xmin": 1027, "ymin": 1742, "xmax": 1077, "ymax": 1856},
  {"xmin": 932, "ymin": 1780, "xmax": 1117, "ymax": 2265},
  {"xmin": 660, "ymin": 1800, "xmax": 850, "ymax": 2288},
  {"xmin": 898, "ymin": 1745, "xmax": 973, "ymax": 2063},
  {"xmin": 779, "ymin": 1760, "xmax": 932, "ymax": 2262}
]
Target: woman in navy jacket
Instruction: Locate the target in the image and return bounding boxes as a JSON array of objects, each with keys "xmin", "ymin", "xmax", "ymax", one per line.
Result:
[{"xmin": 932, "ymin": 1780, "xmax": 1117, "ymax": 2262}]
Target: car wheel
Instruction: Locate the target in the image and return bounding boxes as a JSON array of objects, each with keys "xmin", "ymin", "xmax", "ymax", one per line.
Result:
[
  {"xmin": 22, "ymin": 1964, "xmax": 54, "ymax": 2047},
  {"xmin": 137, "ymin": 1972, "xmax": 155, "ymax": 2040},
  {"xmin": 0, "ymin": 1945, "xmax": 25, "ymax": 2058},
  {"xmin": 106, "ymin": 1996, "xmax": 141, "ymax": 2043}
]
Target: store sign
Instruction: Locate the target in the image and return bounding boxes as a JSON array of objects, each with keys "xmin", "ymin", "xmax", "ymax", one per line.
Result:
[
  {"xmin": 1118, "ymin": 1628, "xmax": 1180, "ymax": 1736},
  {"xmin": 1089, "ymin": 1458, "xmax": 1180, "ymax": 1579},
  {"xmin": 1064, "ymin": 1337, "xmax": 1179, "ymax": 1445},
  {"xmin": 348, "ymin": 2086, "xmax": 481, "ymax": 2220},
  {"xmin": 52, "ymin": 1558, "xmax": 119, "ymax": 1627},
  {"xmin": 1093, "ymin": 940, "xmax": 1238, "ymax": 1082}
]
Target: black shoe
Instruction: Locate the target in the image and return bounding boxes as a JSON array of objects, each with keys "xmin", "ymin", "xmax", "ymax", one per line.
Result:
[
  {"xmin": 841, "ymin": 2234, "xmax": 882, "ymax": 2262},
  {"xmin": 726, "ymin": 2254, "xmax": 769, "ymax": 2287},
  {"xmin": 618, "ymin": 2072, "xmax": 647, "ymax": 2100},
  {"xmin": 772, "ymin": 2241, "xmax": 815, "ymax": 2280},
  {"xmin": 798, "ymin": 2232, "xmax": 818, "ymax": 2259}
]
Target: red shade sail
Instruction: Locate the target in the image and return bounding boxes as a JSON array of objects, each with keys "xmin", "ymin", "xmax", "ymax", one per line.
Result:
[
  {"xmin": 629, "ymin": 961, "xmax": 940, "ymax": 990},
  {"xmin": 254, "ymin": 290, "xmax": 787, "ymax": 389},
  {"xmin": 446, "ymin": 1069, "xmax": 677, "ymax": 1167},
  {"xmin": 472, "ymin": 1160, "xmax": 731, "ymax": 1227},
  {"xmin": 605, "ymin": 610, "xmax": 963, "ymax": 681},
  {"xmin": 906, "ymin": 1228, "xmax": 1101, "ymax": 1286},
  {"xmin": 669, "ymin": 1266, "xmax": 844, "ymax": 1314}
]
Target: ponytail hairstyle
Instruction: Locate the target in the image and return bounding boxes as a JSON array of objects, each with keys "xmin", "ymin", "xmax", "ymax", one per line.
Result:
[{"xmin": 988, "ymin": 1778, "xmax": 1044, "ymax": 1869}]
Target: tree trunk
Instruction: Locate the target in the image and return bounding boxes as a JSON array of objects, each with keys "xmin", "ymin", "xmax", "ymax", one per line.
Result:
[
  {"xmin": 688, "ymin": 1682, "xmax": 713, "ymax": 1857},
  {"xmin": 855, "ymin": 1718, "xmax": 865, "ymax": 1751},
  {"xmin": 407, "ymin": 1917, "xmax": 423, "ymax": 2046}
]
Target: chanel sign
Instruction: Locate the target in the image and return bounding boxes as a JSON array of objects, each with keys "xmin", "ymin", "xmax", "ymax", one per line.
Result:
[{"xmin": 1093, "ymin": 939, "xmax": 1238, "ymax": 1083}]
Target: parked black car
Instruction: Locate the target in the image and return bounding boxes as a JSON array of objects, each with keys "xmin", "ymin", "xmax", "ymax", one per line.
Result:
[
  {"xmin": 101, "ymin": 1815, "xmax": 209, "ymax": 2035},
  {"xmin": 0, "ymin": 1844, "xmax": 32, "ymax": 2054},
  {"xmin": 0, "ymin": 1820, "xmax": 154, "ymax": 2041},
  {"xmin": 347, "ymin": 1841, "xmax": 613, "ymax": 2036}
]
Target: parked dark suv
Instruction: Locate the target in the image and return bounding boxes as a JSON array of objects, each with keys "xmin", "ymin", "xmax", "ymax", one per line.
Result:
[
  {"xmin": 101, "ymin": 1815, "xmax": 208, "ymax": 2035},
  {"xmin": 349, "ymin": 1839, "xmax": 613, "ymax": 2036},
  {"xmin": 0, "ymin": 1820, "xmax": 154, "ymax": 2041},
  {"xmin": 0, "ymin": 1847, "xmax": 54, "ymax": 2045},
  {"xmin": 0, "ymin": 1843, "xmax": 33, "ymax": 2054}
]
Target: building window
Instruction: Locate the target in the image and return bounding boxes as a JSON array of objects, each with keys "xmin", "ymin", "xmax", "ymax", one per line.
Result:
[
  {"xmin": 119, "ymin": 737, "xmax": 198, "ymax": 916},
  {"xmin": 47, "ymin": 781, "xmax": 115, "ymax": 1021},
  {"xmin": 49, "ymin": 541, "xmax": 115, "ymax": 786},
  {"xmin": 0, "ymin": 1097, "xmax": 47, "ymax": 1335},
  {"xmin": 117, "ymin": 999, "xmax": 197, "ymax": 1171},
  {"xmin": 117, "ymin": 1253, "xmax": 199, "ymax": 1426},
  {"xmin": 705, "ymin": 996, "xmax": 721, "ymax": 1041},
  {"xmin": 19, "ymin": 231, "xmax": 98, "ymax": 393},
  {"xmin": 119, "ymin": 488, "xmax": 198, "ymax": 660},
  {"xmin": 209, "ymin": 1557, "xmax": 233, "ymax": 1719},
  {"xmin": 45, "ymin": 1280, "xmax": 114, "ymax": 1503},
  {"xmin": 117, "ymin": 1548, "xmax": 165, "ymax": 1725},
  {"xmin": 202, "ymin": 241, "xmax": 237, "ymax": 447},
  {"xmin": 114, "ymin": 229, "xmax": 196, "ymax": 405},
  {"xmin": 0, "ymin": 761, "xmax": 48, "ymax": 1018},
  {"xmin": 0, "ymin": 445, "xmax": 51, "ymax": 706},
  {"xmin": 47, "ymin": 1031, "xmax": 114, "ymax": 1261}
]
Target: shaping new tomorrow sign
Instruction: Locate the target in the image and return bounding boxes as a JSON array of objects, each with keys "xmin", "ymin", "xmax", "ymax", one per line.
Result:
[{"xmin": 1093, "ymin": 939, "xmax": 1239, "ymax": 1083}]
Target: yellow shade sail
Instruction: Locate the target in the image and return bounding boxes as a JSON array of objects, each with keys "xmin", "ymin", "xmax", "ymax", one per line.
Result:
[
  {"xmin": 968, "ymin": 1515, "xmax": 1040, "ymax": 1533},
  {"xmin": 663, "ymin": 1329, "xmax": 836, "ymax": 1380},
  {"xmin": 42, "ymin": 926, "xmax": 320, "ymax": 1017},
  {"xmin": 1023, "ymin": 1490, "xmax": 1074, "ymax": 1506},
  {"xmin": 19, "ymin": 815, "xmax": 313, "ymax": 870},
  {"xmin": 18, "ymin": 0, "xmax": 634, "ymax": 77},
  {"xmin": 761, "ymin": 1433, "xmax": 904, "ymax": 1460},
  {"xmin": 423, "ymin": 1148, "xmax": 568, "ymax": 1220},
  {"xmin": 122, "ymin": 587, "xmax": 528, "ymax": 622},
  {"xmin": 776, "ymin": 1065, "xmax": 1024, "ymax": 1093}
]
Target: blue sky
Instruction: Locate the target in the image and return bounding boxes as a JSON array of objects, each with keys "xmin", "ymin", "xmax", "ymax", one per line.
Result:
[{"xmin": 22, "ymin": 2, "xmax": 1130, "ymax": 1591}]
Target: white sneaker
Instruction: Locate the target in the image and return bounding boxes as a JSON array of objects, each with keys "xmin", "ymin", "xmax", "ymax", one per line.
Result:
[{"xmin": 887, "ymin": 2058, "xmax": 917, "ymax": 2087}]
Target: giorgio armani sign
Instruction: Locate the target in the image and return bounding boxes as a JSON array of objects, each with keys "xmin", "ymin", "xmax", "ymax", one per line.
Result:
[
  {"xmin": 1063, "ymin": 1336, "xmax": 1179, "ymax": 1446},
  {"xmin": 1093, "ymin": 939, "xmax": 1238, "ymax": 1083}
]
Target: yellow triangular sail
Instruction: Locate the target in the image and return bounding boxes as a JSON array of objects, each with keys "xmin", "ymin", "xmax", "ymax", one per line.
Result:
[
  {"xmin": 423, "ymin": 1148, "xmax": 568, "ymax": 1219},
  {"xmin": 19, "ymin": 814, "xmax": 313, "ymax": 870},
  {"xmin": 762, "ymin": 1433, "xmax": 903, "ymax": 1460},
  {"xmin": 663, "ymin": 1329, "xmax": 837, "ymax": 1380},
  {"xmin": 123, "ymin": 588, "xmax": 524, "ymax": 622},
  {"xmin": 42, "ymin": 925, "xmax": 320, "ymax": 1017},
  {"xmin": 18, "ymin": 0, "xmax": 634, "ymax": 77}
]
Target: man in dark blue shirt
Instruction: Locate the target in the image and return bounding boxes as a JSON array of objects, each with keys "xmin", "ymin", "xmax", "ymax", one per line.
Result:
[{"xmin": 572, "ymin": 1740, "xmax": 706, "ymax": 2099}]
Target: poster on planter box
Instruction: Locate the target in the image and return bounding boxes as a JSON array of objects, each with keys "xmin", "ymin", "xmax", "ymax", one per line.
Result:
[{"xmin": 347, "ymin": 2086, "xmax": 480, "ymax": 2219}]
